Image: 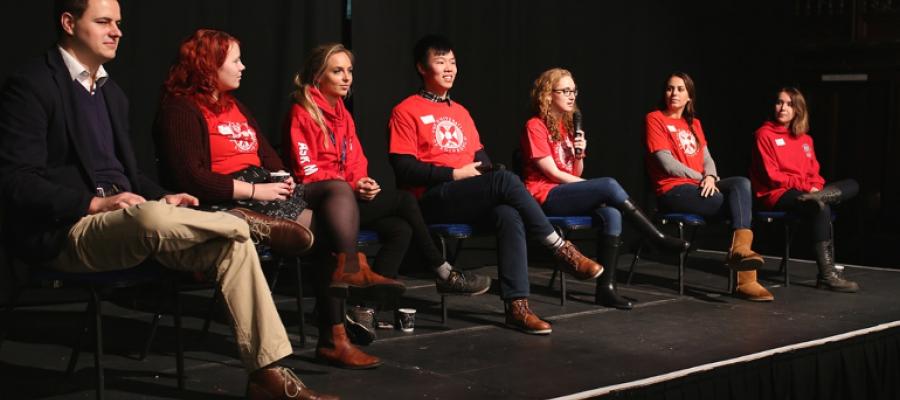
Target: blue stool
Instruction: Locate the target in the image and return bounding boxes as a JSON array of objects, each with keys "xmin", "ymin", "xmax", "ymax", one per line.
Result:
[
  {"xmin": 546, "ymin": 216, "xmax": 593, "ymax": 306},
  {"xmin": 627, "ymin": 212, "xmax": 732, "ymax": 295},
  {"xmin": 429, "ymin": 224, "xmax": 475, "ymax": 324}
]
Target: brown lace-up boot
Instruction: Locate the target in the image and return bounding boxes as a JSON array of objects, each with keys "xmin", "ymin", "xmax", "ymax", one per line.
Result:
[
  {"xmin": 247, "ymin": 366, "xmax": 339, "ymax": 400},
  {"xmin": 553, "ymin": 240, "xmax": 603, "ymax": 280},
  {"xmin": 504, "ymin": 298, "xmax": 552, "ymax": 335}
]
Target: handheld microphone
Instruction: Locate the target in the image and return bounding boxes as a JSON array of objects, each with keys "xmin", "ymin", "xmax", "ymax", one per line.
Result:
[{"xmin": 572, "ymin": 111, "xmax": 584, "ymax": 156}]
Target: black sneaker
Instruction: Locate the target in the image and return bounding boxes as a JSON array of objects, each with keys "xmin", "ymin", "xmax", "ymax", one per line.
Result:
[
  {"xmin": 345, "ymin": 306, "xmax": 376, "ymax": 345},
  {"xmin": 435, "ymin": 270, "xmax": 492, "ymax": 296}
]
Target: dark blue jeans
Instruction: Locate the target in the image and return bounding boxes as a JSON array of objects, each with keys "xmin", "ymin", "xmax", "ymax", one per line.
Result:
[
  {"xmin": 542, "ymin": 177, "xmax": 628, "ymax": 236},
  {"xmin": 658, "ymin": 176, "xmax": 753, "ymax": 229},
  {"xmin": 419, "ymin": 170, "xmax": 557, "ymax": 299}
]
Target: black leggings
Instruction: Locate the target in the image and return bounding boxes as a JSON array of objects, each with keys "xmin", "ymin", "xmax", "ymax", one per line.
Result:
[
  {"xmin": 304, "ymin": 180, "xmax": 360, "ymax": 327},
  {"xmin": 358, "ymin": 190, "xmax": 445, "ymax": 278},
  {"xmin": 772, "ymin": 179, "xmax": 858, "ymax": 243}
]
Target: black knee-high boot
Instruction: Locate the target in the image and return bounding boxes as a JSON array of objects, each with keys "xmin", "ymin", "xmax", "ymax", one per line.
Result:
[
  {"xmin": 814, "ymin": 240, "xmax": 859, "ymax": 293},
  {"xmin": 619, "ymin": 199, "xmax": 689, "ymax": 252},
  {"xmin": 595, "ymin": 235, "xmax": 633, "ymax": 310}
]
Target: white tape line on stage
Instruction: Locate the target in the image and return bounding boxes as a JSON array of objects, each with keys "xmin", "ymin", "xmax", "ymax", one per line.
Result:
[{"xmin": 550, "ymin": 319, "xmax": 900, "ymax": 400}]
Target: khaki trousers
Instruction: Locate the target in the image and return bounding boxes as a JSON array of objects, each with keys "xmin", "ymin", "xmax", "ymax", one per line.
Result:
[{"xmin": 51, "ymin": 200, "xmax": 292, "ymax": 371}]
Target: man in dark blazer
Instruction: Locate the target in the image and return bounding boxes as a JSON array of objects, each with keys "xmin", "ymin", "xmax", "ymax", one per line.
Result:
[{"xmin": 0, "ymin": 1, "xmax": 335, "ymax": 399}]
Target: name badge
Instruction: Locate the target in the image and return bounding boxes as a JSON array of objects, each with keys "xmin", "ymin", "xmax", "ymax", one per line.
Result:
[
  {"xmin": 420, "ymin": 115, "xmax": 435, "ymax": 124},
  {"xmin": 775, "ymin": 138, "xmax": 786, "ymax": 146},
  {"xmin": 666, "ymin": 125, "xmax": 677, "ymax": 133}
]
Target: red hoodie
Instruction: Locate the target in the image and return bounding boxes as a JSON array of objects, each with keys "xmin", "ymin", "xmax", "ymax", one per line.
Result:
[
  {"xmin": 285, "ymin": 88, "xmax": 368, "ymax": 190},
  {"xmin": 750, "ymin": 120, "xmax": 825, "ymax": 208}
]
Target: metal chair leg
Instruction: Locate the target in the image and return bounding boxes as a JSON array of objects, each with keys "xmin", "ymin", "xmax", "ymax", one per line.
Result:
[
  {"xmin": 172, "ymin": 282, "xmax": 185, "ymax": 390},
  {"xmin": 627, "ymin": 241, "xmax": 644, "ymax": 285},
  {"xmin": 677, "ymin": 223, "xmax": 685, "ymax": 296},
  {"xmin": 782, "ymin": 223, "xmax": 792, "ymax": 287},
  {"xmin": 90, "ymin": 289, "xmax": 104, "ymax": 400},
  {"xmin": 201, "ymin": 287, "xmax": 222, "ymax": 339},
  {"xmin": 67, "ymin": 299, "xmax": 94, "ymax": 376},
  {"xmin": 295, "ymin": 257, "xmax": 306, "ymax": 347}
]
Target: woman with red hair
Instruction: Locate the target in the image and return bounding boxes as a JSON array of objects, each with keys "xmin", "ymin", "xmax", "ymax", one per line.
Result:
[{"xmin": 154, "ymin": 29, "xmax": 400, "ymax": 372}]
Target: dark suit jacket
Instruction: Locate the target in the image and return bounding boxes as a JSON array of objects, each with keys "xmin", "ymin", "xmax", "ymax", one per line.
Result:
[{"xmin": 0, "ymin": 48, "xmax": 167, "ymax": 264}]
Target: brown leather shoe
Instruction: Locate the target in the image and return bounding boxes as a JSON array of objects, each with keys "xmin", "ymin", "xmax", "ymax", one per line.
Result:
[
  {"xmin": 735, "ymin": 270, "xmax": 774, "ymax": 302},
  {"xmin": 231, "ymin": 208, "xmax": 314, "ymax": 256},
  {"xmin": 505, "ymin": 298, "xmax": 552, "ymax": 335},
  {"xmin": 329, "ymin": 253, "xmax": 406, "ymax": 298},
  {"xmin": 316, "ymin": 324, "xmax": 383, "ymax": 369},
  {"xmin": 247, "ymin": 366, "xmax": 339, "ymax": 400},
  {"xmin": 553, "ymin": 240, "xmax": 603, "ymax": 280},
  {"xmin": 725, "ymin": 229, "xmax": 764, "ymax": 271}
]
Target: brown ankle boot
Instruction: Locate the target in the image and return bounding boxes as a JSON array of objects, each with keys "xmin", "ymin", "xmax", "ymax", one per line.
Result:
[
  {"xmin": 553, "ymin": 240, "xmax": 603, "ymax": 280},
  {"xmin": 247, "ymin": 365, "xmax": 339, "ymax": 400},
  {"xmin": 316, "ymin": 324, "xmax": 383, "ymax": 369},
  {"xmin": 735, "ymin": 270, "xmax": 774, "ymax": 301},
  {"xmin": 329, "ymin": 253, "xmax": 406, "ymax": 297},
  {"xmin": 504, "ymin": 298, "xmax": 552, "ymax": 335},
  {"xmin": 725, "ymin": 229, "xmax": 764, "ymax": 271}
]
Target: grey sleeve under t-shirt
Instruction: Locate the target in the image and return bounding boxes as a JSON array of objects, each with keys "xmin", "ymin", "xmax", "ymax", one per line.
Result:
[{"xmin": 653, "ymin": 146, "xmax": 717, "ymax": 181}]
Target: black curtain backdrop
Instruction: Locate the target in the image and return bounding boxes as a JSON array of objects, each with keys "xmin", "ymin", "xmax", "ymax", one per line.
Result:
[
  {"xmin": 0, "ymin": 0, "xmax": 343, "ymax": 181},
  {"xmin": 351, "ymin": 0, "xmax": 790, "ymax": 245},
  {"xmin": 1, "ymin": 0, "xmax": 896, "ymax": 298}
]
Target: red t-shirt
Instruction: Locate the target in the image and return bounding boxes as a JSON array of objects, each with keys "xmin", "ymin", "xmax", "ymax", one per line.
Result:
[
  {"xmin": 388, "ymin": 95, "xmax": 484, "ymax": 196},
  {"xmin": 645, "ymin": 110, "xmax": 707, "ymax": 195},
  {"xmin": 750, "ymin": 121, "xmax": 825, "ymax": 208},
  {"xmin": 521, "ymin": 117, "xmax": 577, "ymax": 204},
  {"xmin": 203, "ymin": 101, "xmax": 260, "ymax": 175}
]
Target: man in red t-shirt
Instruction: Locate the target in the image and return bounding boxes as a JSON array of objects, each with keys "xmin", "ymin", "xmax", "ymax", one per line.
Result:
[{"xmin": 388, "ymin": 35, "xmax": 602, "ymax": 335}]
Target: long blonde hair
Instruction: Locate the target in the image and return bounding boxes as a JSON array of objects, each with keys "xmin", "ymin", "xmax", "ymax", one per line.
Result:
[
  {"xmin": 530, "ymin": 68, "xmax": 577, "ymax": 142},
  {"xmin": 291, "ymin": 43, "xmax": 354, "ymax": 149}
]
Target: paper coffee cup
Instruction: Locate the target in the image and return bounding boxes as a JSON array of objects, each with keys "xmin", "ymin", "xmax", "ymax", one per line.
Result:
[
  {"xmin": 395, "ymin": 308, "xmax": 416, "ymax": 332},
  {"xmin": 269, "ymin": 171, "xmax": 290, "ymax": 183}
]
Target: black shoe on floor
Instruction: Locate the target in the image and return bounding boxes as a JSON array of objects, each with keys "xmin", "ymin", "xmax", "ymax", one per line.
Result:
[
  {"xmin": 436, "ymin": 270, "xmax": 492, "ymax": 296},
  {"xmin": 345, "ymin": 306, "xmax": 376, "ymax": 346}
]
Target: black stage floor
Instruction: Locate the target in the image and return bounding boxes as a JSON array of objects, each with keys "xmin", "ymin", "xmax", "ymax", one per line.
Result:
[{"xmin": 2, "ymin": 249, "xmax": 899, "ymax": 399}]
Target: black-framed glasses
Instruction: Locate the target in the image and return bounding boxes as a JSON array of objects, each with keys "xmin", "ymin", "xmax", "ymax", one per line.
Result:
[{"xmin": 553, "ymin": 88, "xmax": 579, "ymax": 97}]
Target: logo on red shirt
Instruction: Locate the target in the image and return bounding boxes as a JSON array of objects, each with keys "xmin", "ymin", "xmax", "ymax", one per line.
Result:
[
  {"xmin": 433, "ymin": 117, "xmax": 467, "ymax": 153},
  {"xmin": 802, "ymin": 143, "xmax": 812, "ymax": 158},
  {"xmin": 217, "ymin": 121, "xmax": 257, "ymax": 152},
  {"xmin": 555, "ymin": 138, "xmax": 574, "ymax": 171},
  {"xmin": 677, "ymin": 129, "xmax": 698, "ymax": 156}
]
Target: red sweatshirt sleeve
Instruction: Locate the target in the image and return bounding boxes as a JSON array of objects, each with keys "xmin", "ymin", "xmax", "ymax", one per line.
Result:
[{"xmin": 286, "ymin": 105, "xmax": 345, "ymax": 184}]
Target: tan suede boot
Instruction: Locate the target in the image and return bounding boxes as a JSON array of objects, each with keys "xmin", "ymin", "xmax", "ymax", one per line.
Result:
[
  {"xmin": 725, "ymin": 229, "xmax": 764, "ymax": 271},
  {"xmin": 735, "ymin": 270, "xmax": 774, "ymax": 301}
]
